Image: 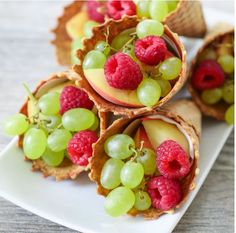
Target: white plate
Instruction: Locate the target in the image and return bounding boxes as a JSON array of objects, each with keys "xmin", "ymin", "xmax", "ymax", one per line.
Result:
[{"xmin": 0, "ymin": 6, "xmax": 234, "ymax": 233}]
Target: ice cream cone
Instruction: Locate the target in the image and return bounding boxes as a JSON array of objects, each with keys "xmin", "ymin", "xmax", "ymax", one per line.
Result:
[
  {"xmin": 74, "ymin": 16, "xmax": 187, "ymax": 118},
  {"xmin": 18, "ymin": 71, "xmax": 108, "ymax": 181},
  {"xmin": 90, "ymin": 99, "xmax": 201, "ymax": 219},
  {"xmin": 188, "ymin": 26, "xmax": 234, "ymax": 120}
]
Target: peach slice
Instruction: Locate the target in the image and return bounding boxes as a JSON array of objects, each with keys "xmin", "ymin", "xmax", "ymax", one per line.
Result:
[
  {"xmin": 65, "ymin": 10, "xmax": 88, "ymax": 39},
  {"xmin": 84, "ymin": 68, "xmax": 143, "ymax": 107},
  {"xmin": 134, "ymin": 125, "xmax": 154, "ymax": 150},
  {"xmin": 142, "ymin": 118, "xmax": 189, "ymax": 154}
]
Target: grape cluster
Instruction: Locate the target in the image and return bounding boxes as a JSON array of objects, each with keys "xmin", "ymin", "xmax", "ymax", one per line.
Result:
[
  {"xmin": 4, "ymin": 85, "xmax": 98, "ymax": 167},
  {"xmin": 101, "ymin": 133, "xmax": 157, "ymax": 217}
]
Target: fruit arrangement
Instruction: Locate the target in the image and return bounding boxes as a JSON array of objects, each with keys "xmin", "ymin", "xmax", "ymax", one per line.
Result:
[
  {"xmin": 4, "ymin": 72, "xmax": 103, "ymax": 180},
  {"xmin": 2, "ymin": 0, "xmax": 234, "ymax": 221},
  {"xmin": 52, "ymin": 0, "xmax": 206, "ymax": 65},
  {"xmin": 90, "ymin": 100, "xmax": 201, "ymax": 218},
  {"xmin": 74, "ymin": 16, "xmax": 187, "ymax": 117},
  {"xmin": 189, "ymin": 27, "xmax": 234, "ymax": 124}
]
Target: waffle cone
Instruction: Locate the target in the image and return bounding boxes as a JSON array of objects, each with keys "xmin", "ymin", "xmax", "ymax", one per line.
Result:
[
  {"xmin": 90, "ymin": 99, "xmax": 201, "ymax": 219},
  {"xmin": 52, "ymin": 0, "xmax": 203, "ymax": 66},
  {"xmin": 51, "ymin": 1, "xmax": 85, "ymax": 66},
  {"xmin": 188, "ymin": 26, "xmax": 234, "ymax": 120},
  {"xmin": 73, "ymin": 16, "xmax": 187, "ymax": 118},
  {"xmin": 164, "ymin": 0, "xmax": 206, "ymax": 38},
  {"xmin": 18, "ymin": 71, "xmax": 108, "ymax": 181}
]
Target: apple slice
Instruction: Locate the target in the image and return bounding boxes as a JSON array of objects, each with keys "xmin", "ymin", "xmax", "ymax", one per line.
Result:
[
  {"xmin": 142, "ymin": 119, "xmax": 189, "ymax": 154},
  {"xmin": 65, "ymin": 10, "xmax": 88, "ymax": 39},
  {"xmin": 134, "ymin": 126, "xmax": 154, "ymax": 150},
  {"xmin": 84, "ymin": 68, "xmax": 143, "ymax": 107}
]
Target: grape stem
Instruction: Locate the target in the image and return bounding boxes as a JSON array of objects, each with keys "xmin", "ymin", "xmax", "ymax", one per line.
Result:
[
  {"xmin": 121, "ymin": 34, "xmax": 137, "ymax": 51},
  {"xmin": 22, "ymin": 83, "xmax": 37, "ymax": 103}
]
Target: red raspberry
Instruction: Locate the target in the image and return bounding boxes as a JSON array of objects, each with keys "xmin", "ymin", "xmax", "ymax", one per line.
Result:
[
  {"xmin": 60, "ymin": 86, "xmax": 94, "ymax": 115},
  {"xmin": 67, "ymin": 130, "xmax": 98, "ymax": 166},
  {"xmin": 86, "ymin": 0, "xmax": 105, "ymax": 23},
  {"xmin": 147, "ymin": 176, "xmax": 182, "ymax": 211},
  {"xmin": 134, "ymin": 36, "xmax": 167, "ymax": 65},
  {"xmin": 192, "ymin": 60, "xmax": 225, "ymax": 90},
  {"xmin": 106, "ymin": 0, "xmax": 136, "ymax": 20},
  {"xmin": 104, "ymin": 52, "xmax": 143, "ymax": 90},
  {"xmin": 157, "ymin": 140, "xmax": 190, "ymax": 179}
]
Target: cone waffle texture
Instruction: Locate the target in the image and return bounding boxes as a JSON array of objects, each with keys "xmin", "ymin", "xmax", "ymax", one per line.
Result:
[
  {"xmin": 90, "ymin": 99, "xmax": 201, "ymax": 219},
  {"xmin": 74, "ymin": 16, "xmax": 187, "ymax": 118},
  {"xmin": 164, "ymin": 0, "xmax": 206, "ymax": 38},
  {"xmin": 188, "ymin": 27, "xmax": 234, "ymax": 120},
  {"xmin": 18, "ymin": 71, "xmax": 108, "ymax": 181},
  {"xmin": 52, "ymin": 0, "xmax": 206, "ymax": 66},
  {"xmin": 51, "ymin": 1, "xmax": 85, "ymax": 66}
]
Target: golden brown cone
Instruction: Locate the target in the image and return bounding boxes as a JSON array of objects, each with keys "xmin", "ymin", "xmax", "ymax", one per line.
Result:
[
  {"xmin": 164, "ymin": 0, "xmax": 206, "ymax": 38},
  {"xmin": 51, "ymin": 1, "xmax": 84, "ymax": 66},
  {"xmin": 188, "ymin": 27, "xmax": 234, "ymax": 121},
  {"xmin": 51, "ymin": 0, "xmax": 206, "ymax": 66},
  {"xmin": 90, "ymin": 99, "xmax": 201, "ymax": 219},
  {"xmin": 73, "ymin": 16, "xmax": 187, "ymax": 118},
  {"xmin": 18, "ymin": 71, "xmax": 108, "ymax": 181}
]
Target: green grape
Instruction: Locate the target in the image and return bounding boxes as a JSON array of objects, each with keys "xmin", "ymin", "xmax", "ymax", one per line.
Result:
[
  {"xmin": 198, "ymin": 48, "xmax": 217, "ymax": 63},
  {"xmin": 137, "ymin": 1, "xmax": 150, "ymax": 18},
  {"xmin": 201, "ymin": 88, "xmax": 222, "ymax": 105},
  {"xmin": 111, "ymin": 28, "xmax": 135, "ymax": 50},
  {"xmin": 40, "ymin": 115, "xmax": 62, "ymax": 129},
  {"xmin": 222, "ymin": 82, "xmax": 234, "ymax": 104},
  {"xmin": 83, "ymin": 20, "xmax": 99, "ymax": 38},
  {"xmin": 225, "ymin": 104, "xmax": 234, "ymax": 125},
  {"xmin": 42, "ymin": 147, "xmax": 65, "ymax": 167},
  {"xmin": 4, "ymin": 113, "xmax": 29, "ymax": 136},
  {"xmin": 100, "ymin": 158, "xmax": 124, "ymax": 189},
  {"xmin": 120, "ymin": 161, "xmax": 144, "ymax": 189},
  {"xmin": 149, "ymin": 0, "xmax": 169, "ymax": 21},
  {"xmin": 104, "ymin": 134, "xmax": 135, "ymax": 159},
  {"xmin": 166, "ymin": 0, "xmax": 179, "ymax": 13},
  {"xmin": 83, "ymin": 50, "xmax": 107, "ymax": 70},
  {"xmin": 95, "ymin": 41, "xmax": 111, "ymax": 56},
  {"xmin": 71, "ymin": 37, "xmax": 83, "ymax": 64},
  {"xmin": 104, "ymin": 186, "xmax": 135, "ymax": 217},
  {"xmin": 23, "ymin": 128, "xmax": 47, "ymax": 160},
  {"xmin": 47, "ymin": 129, "xmax": 72, "ymax": 152},
  {"xmin": 62, "ymin": 108, "xmax": 95, "ymax": 132},
  {"xmin": 137, "ymin": 148, "xmax": 156, "ymax": 175},
  {"xmin": 218, "ymin": 55, "xmax": 234, "ymax": 74},
  {"xmin": 137, "ymin": 78, "xmax": 161, "ymax": 107},
  {"xmin": 38, "ymin": 92, "xmax": 60, "ymax": 115},
  {"xmin": 89, "ymin": 115, "xmax": 99, "ymax": 131},
  {"xmin": 134, "ymin": 190, "xmax": 151, "ymax": 211},
  {"xmin": 136, "ymin": 19, "xmax": 164, "ymax": 38},
  {"xmin": 156, "ymin": 79, "xmax": 171, "ymax": 97},
  {"xmin": 159, "ymin": 57, "xmax": 182, "ymax": 80}
]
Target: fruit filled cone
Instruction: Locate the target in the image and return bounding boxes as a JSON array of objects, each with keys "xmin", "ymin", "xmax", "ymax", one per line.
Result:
[
  {"xmin": 189, "ymin": 26, "xmax": 234, "ymax": 123},
  {"xmin": 52, "ymin": 0, "xmax": 206, "ymax": 66},
  {"xmin": 74, "ymin": 16, "xmax": 187, "ymax": 117},
  {"xmin": 18, "ymin": 71, "xmax": 107, "ymax": 181},
  {"xmin": 90, "ymin": 99, "xmax": 201, "ymax": 219}
]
